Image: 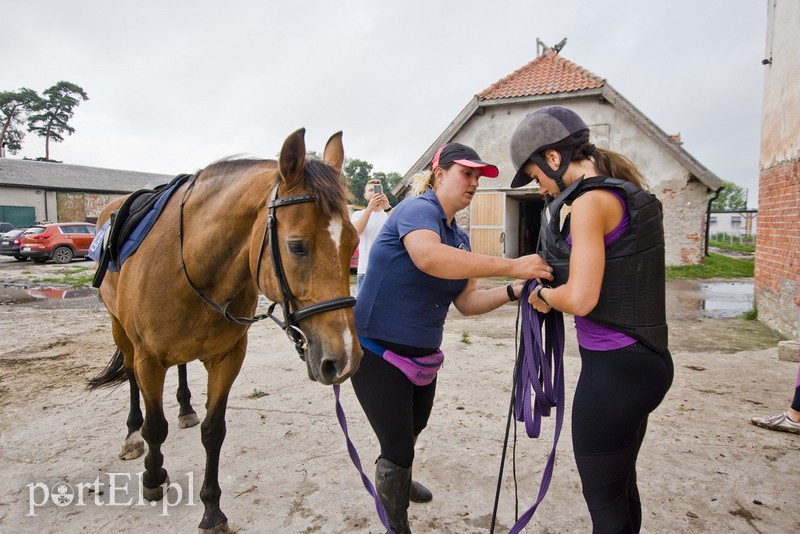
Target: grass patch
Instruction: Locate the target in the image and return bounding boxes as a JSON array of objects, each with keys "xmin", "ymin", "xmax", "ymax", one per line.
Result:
[
  {"xmin": 246, "ymin": 388, "xmax": 269, "ymax": 399},
  {"xmin": 709, "ymin": 239, "xmax": 755, "ymax": 254},
  {"xmin": 665, "ymin": 253, "xmax": 753, "ymax": 280},
  {"xmin": 460, "ymin": 331, "xmax": 471, "ymax": 345},
  {"xmin": 739, "ymin": 306, "xmax": 758, "ymax": 321},
  {"xmin": 35, "ymin": 266, "xmax": 96, "ymax": 288}
]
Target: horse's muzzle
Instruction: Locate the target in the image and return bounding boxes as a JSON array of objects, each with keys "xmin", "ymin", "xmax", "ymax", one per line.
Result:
[{"xmin": 305, "ymin": 337, "xmax": 362, "ymax": 385}]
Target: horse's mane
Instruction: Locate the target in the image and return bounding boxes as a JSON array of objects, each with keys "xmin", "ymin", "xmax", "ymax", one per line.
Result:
[{"xmin": 203, "ymin": 157, "xmax": 350, "ymax": 219}]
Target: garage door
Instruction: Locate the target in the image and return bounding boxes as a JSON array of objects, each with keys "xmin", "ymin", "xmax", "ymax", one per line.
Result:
[{"xmin": 0, "ymin": 206, "xmax": 35, "ymax": 228}]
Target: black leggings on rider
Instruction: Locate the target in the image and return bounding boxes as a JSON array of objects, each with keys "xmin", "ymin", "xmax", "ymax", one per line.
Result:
[
  {"xmin": 572, "ymin": 344, "xmax": 673, "ymax": 534},
  {"xmin": 351, "ymin": 341, "xmax": 437, "ymax": 468}
]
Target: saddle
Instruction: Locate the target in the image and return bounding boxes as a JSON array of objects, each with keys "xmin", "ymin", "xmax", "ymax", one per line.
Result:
[{"xmin": 92, "ymin": 173, "xmax": 193, "ymax": 288}]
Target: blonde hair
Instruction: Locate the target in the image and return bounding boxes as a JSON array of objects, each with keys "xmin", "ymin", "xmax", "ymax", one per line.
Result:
[
  {"xmin": 408, "ymin": 162, "xmax": 456, "ymax": 196},
  {"xmin": 408, "ymin": 171, "xmax": 434, "ymax": 196}
]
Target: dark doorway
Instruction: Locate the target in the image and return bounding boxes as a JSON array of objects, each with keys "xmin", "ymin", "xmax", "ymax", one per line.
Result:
[{"xmin": 519, "ymin": 197, "xmax": 546, "ymax": 256}]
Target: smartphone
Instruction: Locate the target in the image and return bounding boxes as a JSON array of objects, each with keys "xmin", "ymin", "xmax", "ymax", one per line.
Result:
[{"xmin": 372, "ymin": 184, "xmax": 383, "ymax": 195}]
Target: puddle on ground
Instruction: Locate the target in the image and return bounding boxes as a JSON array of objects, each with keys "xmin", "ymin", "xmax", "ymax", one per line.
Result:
[
  {"xmin": 0, "ymin": 285, "xmax": 98, "ymax": 304},
  {"xmin": 0, "ymin": 280, "xmax": 755, "ymax": 319},
  {"xmin": 667, "ymin": 280, "xmax": 753, "ymax": 319}
]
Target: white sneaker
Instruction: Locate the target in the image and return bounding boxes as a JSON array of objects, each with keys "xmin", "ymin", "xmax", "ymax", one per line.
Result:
[{"xmin": 751, "ymin": 413, "xmax": 800, "ymax": 435}]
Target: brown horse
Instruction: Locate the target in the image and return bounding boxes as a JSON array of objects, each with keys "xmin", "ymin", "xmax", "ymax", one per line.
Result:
[{"xmin": 89, "ymin": 129, "xmax": 362, "ymax": 533}]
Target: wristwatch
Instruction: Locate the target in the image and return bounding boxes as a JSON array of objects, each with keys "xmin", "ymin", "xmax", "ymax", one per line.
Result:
[
  {"xmin": 506, "ymin": 284, "xmax": 518, "ymax": 302},
  {"xmin": 536, "ymin": 285, "xmax": 550, "ymax": 306}
]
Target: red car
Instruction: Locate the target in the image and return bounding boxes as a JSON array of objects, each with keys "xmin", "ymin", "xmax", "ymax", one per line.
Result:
[
  {"xmin": 350, "ymin": 247, "xmax": 359, "ymax": 272},
  {"xmin": 19, "ymin": 222, "xmax": 97, "ymax": 264}
]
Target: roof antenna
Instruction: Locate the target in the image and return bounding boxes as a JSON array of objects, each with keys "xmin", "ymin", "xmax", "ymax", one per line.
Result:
[
  {"xmin": 537, "ymin": 37, "xmax": 567, "ymax": 56},
  {"xmin": 536, "ymin": 38, "xmax": 548, "ymax": 55}
]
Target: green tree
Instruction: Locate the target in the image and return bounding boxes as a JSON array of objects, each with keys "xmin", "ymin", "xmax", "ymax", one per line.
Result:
[
  {"xmin": 0, "ymin": 88, "xmax": 40, "ymax": 155},
  {"xmin": 344, "ymin": 158, "xmax": 374, "ymax": 205},
  {"xmin": 27, "ymin": 81, "xmax": 89, "ymax": 161},
  {"xmin": 711, "ymin": 181, "xmax": 747, "ymax": 211}
]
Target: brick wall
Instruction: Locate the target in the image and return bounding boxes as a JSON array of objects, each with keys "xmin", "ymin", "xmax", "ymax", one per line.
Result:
[{"xmin": 754, "ymin": 159, "xmax": 800, "ymax": 337}]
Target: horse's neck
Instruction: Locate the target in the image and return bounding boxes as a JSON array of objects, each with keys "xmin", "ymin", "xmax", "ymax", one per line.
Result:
[{"xmin": 182, "ymin": 170, "xmax": 275, "ymax": 295}]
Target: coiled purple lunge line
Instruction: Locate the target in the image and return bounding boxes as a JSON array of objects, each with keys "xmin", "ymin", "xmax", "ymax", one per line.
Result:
[
  {"xmin": 492, "ymin": 280, "xmax": 565, "ymax": 533},
  {"xmin": 333, "ymin": 384, "xmax": 393, "ymax": 533}
]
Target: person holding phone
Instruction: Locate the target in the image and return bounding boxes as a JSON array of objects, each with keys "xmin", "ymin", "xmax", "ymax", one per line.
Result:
[{"xmin": 351, "ymin": 179, "xmax": 392, "ymax": 292}]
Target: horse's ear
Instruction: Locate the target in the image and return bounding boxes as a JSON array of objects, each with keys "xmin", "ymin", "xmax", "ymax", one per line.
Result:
[
  {"xmin": 279, "ymin": 128, "xmax": 307, "ymax": 188},
  {"xmin": 323, "ymin": 131, "xmax": 345, "ymax": 173}
]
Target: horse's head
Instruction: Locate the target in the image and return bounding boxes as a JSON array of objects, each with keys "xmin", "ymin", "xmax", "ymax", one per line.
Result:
[{"xmin": 258, "ymin": 129, "xmax": 362, "ymax": 385}]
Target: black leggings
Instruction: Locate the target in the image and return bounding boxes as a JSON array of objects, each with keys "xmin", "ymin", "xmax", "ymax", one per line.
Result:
[
  {"xmin": 350, "ymin": 346, "xmax": 437, "ymax": 468},
  {"xmin": 572, "ymin": 344, "xmax": 674, "ymax": 534}
]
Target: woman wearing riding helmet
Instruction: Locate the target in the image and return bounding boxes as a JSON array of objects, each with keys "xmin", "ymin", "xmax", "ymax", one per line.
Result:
[
  {"xmin": 510, "ymin": 105, "xmax": 674, "ymax": 533},
  {"xmin": 352, "ymin": 142, "xmax": 553, "ymax": 533}
]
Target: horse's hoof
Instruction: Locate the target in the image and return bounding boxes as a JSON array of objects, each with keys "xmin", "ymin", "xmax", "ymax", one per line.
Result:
[
  {"xmin": 142, "ymin": 475, "xmax": 170, "ymax": 501},
  {"xmin": 199, "ymin": 521, "xmax": 230, "ymax": 534},
  {"xmin": 179, "ymin": 413, "xmax": 201, "ymax": 428},
  {"xmin": 119, "ymin": 431, "xmax": 145, "ymax": 460}
]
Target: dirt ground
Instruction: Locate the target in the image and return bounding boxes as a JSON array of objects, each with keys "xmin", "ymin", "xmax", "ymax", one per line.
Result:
[{"xmin": 0, "ymin": 257, "xmax": 797, "ymax": 534}]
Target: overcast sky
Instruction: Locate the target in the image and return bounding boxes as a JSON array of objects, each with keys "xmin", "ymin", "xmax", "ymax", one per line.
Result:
[{"xmin": 5, "ymin": 0, "xmax": 767, "ymax": 206}]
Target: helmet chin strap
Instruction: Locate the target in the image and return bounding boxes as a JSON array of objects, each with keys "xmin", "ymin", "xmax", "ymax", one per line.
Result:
[{"xmin": 530, "ymin": 147, "xmax": 574, "ymax": 193}]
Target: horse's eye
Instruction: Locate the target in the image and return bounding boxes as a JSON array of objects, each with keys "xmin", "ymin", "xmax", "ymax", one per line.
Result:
[{"xmin": 287, "ymin": 241, "xmax": 307, "ymax": 256}]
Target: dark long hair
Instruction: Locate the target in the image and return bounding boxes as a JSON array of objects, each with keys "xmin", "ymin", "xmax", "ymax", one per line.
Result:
[{"xmin": 571, "ymin": 143, "xmax": 649, "ymax": 190}]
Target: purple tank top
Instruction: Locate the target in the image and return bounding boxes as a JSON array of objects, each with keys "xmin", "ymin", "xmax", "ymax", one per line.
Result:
[{"xmin": 565, "ymin": 190, "xmax": 637, "ymax": 350}]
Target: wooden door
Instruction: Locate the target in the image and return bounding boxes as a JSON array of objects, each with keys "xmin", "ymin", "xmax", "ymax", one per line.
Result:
[{"xmin": 469, "ymin": 192, "xmax": 505, "ymax": 257}]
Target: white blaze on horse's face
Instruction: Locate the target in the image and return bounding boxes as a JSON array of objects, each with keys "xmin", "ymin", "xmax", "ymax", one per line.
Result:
[
  {"xmin": 327, "ymin": 216, "xmax": 343, "ymax": 254},
  {"xmin": 326, "ymin": 215, "xmax": 355, "ymax": 375}
]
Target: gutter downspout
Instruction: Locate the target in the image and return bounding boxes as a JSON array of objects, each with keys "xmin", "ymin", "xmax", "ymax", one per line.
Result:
[{"xmin": 705, "ymin": 186, "xmax": 724, "ymax": 257}]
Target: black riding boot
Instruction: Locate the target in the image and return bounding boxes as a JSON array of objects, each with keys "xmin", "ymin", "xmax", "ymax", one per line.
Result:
[
  {"xmin": 410, "ymin": 435, "xmax": 433, "ymax": 503},
  {"xmin": 376, "ymin": 458, "xmax": 412, "ymax": 534}
]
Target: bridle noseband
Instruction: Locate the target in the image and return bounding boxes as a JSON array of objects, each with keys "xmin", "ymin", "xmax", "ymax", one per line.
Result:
[{"xmin": 179, "ymin": 175, "xmax": 356, "ymax": 360}]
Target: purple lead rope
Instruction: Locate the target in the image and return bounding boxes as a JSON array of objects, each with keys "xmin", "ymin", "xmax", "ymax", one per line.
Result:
[
  {"xmin": 491, "ymin": 280, "xmax": 565, "ymax": 533},
  {"xmin": 333, "ymin": 384, "xmax": 393, "ymax": 533}
]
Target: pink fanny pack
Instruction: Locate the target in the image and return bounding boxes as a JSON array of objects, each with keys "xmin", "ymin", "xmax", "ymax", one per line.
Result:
[{"xmin": 382, "ymin": 349, "xmax": 445, "ymax": 386}]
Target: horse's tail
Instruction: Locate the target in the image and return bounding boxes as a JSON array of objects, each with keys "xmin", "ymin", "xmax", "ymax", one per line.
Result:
[{"xmin": 87, "ymin": 347, "xmax": 127, "ymax": 390}]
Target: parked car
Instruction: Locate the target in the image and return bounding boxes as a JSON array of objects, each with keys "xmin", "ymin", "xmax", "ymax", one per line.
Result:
[
  {"xmin": 0, "ymin": 229, "xmax": 29, "ymax": 261},
  {"xmin": 350, "ymin": 247, "xmax": 359, "ymax": 272},
  {"xmin": 19, "ymin": 222, "xmax": 97, "ymax": 264},
  {"xmin": 0, "ymin": 222, "xmax": 14, "ymax": 233}
]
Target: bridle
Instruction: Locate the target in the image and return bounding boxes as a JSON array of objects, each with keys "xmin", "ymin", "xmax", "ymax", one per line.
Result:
[{"xmin": 179, "ymin": 175, "xmax": 356, "ymax": 360}]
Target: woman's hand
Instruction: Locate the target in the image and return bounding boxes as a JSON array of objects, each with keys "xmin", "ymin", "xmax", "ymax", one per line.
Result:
[
  {"xmin": 510, "ymin": 278, "xmax": 526, "ymax": 300},
  {"xmin": 528, "ymin": 284, "xmax": 552, "ymax": 314},
  {"xmin": 510, "ymin": 254, "xmax": 554, "ymax": 282}
]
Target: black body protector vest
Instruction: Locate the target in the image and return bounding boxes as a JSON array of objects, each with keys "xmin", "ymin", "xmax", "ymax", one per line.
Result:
[{"xmin": 538, "ymin": 176, "xmax": 669, "ymax": 355}]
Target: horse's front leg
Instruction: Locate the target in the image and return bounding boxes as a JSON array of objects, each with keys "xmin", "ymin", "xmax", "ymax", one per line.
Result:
[
  {"xmin": 198, "ymin": 346, "xmax": 246, "ymax": 534},
  {"xmin": 176, "ymin": 363, "xmax": 201, "ymax": 428},
  {"xmin": 136, "ymin": 357, "xmax": 171, "ymax": 501},
  {"xmin": 119, "ymin": 365, "xmax": 146, "ymax": 460}
]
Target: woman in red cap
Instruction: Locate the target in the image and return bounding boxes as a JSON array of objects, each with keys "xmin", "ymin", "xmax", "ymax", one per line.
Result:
[
  {"xmin": 352, "ymin": 142, "xmax": 553, "ymax": 533},
  {"xmin": 511, "ymin": 106, "xmax": 674, "ymax": 534}
]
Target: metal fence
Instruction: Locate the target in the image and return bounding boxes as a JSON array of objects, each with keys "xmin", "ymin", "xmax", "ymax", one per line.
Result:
[{"xmin": 710, "ymin": 232, "xmax": 756, "ymax": 248}]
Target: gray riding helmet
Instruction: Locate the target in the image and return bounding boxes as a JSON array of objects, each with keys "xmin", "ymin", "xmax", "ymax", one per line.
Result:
[{"xmin": 510, "ymin": 106, "xmax": 590, "ymax": 189}]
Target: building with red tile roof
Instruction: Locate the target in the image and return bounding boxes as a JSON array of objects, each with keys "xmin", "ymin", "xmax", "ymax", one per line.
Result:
[{"xmin": 395, "ymin": 49, "xmax": 724, "ymax": 266}]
